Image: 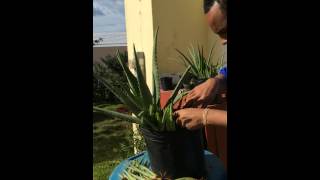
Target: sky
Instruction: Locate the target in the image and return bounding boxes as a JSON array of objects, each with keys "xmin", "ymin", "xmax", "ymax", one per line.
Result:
[{"xmin": 93, "ymin": 0, "xmax": 126, "ymax": 33}]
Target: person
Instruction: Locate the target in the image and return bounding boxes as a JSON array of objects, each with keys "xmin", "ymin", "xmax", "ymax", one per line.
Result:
[{"xmin": 174, "ymin": 0, "xmax": 227, "ymax": 130}]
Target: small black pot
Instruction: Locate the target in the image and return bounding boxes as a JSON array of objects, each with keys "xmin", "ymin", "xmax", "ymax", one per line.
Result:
[
  {"xmin": 160, "ymin": 77, "xmax": 173, "ymax": 90},
  {"xmin": 183, "ymin": 78, "xmax": 207, "ymax": 90},
  {"xmin": 140, "ymin": 127, "xmax": 207, "ymax": 179}
]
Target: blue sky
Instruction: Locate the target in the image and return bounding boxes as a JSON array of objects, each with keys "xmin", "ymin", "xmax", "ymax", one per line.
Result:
[{"xmin": 93, "ymin": 0, "xmax": 126, "ymax": 33}]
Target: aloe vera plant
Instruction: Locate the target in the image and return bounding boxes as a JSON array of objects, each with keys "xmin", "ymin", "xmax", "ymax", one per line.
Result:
[
  {"xmin": 120, "ymin": 160, "xmax": 198, "ymax": 180},
  {"xmin": 93, "ymin": 28, "xmax": 191, "ymax": 132},
  {"xmin": 176, "ymin": 44, "xmax": 223, "ymax": 81}
]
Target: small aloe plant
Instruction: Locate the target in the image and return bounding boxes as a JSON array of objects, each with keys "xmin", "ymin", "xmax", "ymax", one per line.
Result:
[
  {"xmin": 93, "ymin": 28, "xmax": 191, "ymax": 132},
  {"xmin": 176, "ymin": 44, "xmax": 223, "ymax": 81}
]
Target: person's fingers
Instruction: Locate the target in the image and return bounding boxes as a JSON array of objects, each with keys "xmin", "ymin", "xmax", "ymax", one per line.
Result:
[
  {"xmin": 188, "ymin": 89, "xmax": 195, "ymax": 96},
  {"xmin": 172, "ymin": 99, "xmax": 182, "ymax": 111},
  {"xmin": 200, "ymin": 99, "xmax": 211, "ymax": 108},
  {"xmin": 186, "ymin": 124, "xmax": 194, "ymax": 130},
  {"xmin": 182, "ymin": 117, "xmax": 193, "ymax": 128},
  {"xmin": 178, "ymin": 96, "xmax": 188, "ymax": 109},
  {"xmin": 184, "ymin": 99, "xmax": 195, "ymax": 108},
  {"xmin": 176, "ymin": 118, "xmax": 183, "ymax": 127},
  {"xmin": 175, "ymin": 110, "xmax": 186, "ymax": 127},
  {"xmin": 181, "ymin": 118, "xmax": 187, "ymax": 128},
  {"xmin": 187, "ymin": 124, "xmax": 199, "ymax": 131},
  {"xmin": 174, "ymin": 111, "xmax": 184, "ymax": 127},
  {"xmin": 186, "ymin": 91, "xmax": 196, "ymax": 102},
  {"xmin": 189, "ymin": 99, "xmax": 206, "ymax": 108},
  {"xmin": 173, "ymin": 110, "xmax": 180, "ymax": 118}
]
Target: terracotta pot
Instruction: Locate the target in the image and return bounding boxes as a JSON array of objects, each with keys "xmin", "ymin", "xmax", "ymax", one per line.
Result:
[{"xmin": 160, "ymin": 90, "xmax": 173, "ymax": 109}]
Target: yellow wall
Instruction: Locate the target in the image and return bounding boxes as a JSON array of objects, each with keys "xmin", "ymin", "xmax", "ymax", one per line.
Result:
[
  {"xmin": 124, "ymin": 0, "xmax": 155, "ymax": 89},
  {"xmin": 124, "ymin": 0, "xmax": 224, "ymax": 89}
]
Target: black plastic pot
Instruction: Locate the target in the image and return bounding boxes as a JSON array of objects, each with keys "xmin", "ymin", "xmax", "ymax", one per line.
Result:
[
  {"xmin": 160, "ymin": 77, "xmax": 173, "ymax": 90},
  {"xmin": 191, "ymin": 78, "xmax": 206, "ymax": 86},
  {"xmin": 140, "ymin": 127, "xmax": 207, "ymax": 179},
  {"xmin": 183, "ymin": 78, "xmax": 207, "ymax": 90}
]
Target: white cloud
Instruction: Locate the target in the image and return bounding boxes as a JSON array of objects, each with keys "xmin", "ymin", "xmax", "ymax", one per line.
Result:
[{"xmin": 93, "ymin": 0, "xmax": 126, "ymax": 33}]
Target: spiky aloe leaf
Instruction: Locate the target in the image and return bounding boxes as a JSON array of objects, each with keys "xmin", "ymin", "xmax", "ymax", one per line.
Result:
[
  {"xmin": 93, "ymin": 107, "xmax": 142, "ymax": 124},
  {"xmin": 164, "ymin": 66, "xmax": 191, "ymax": 108},
  {"xmin": 94, "ymin": 75, "xmax": 141, "ymax": 114},
  {"xmin": 207, "ymin": 44, "xmax": 214, "ymax": 65},
  {"xmin": 115, "ymin": 50, "xmax": 140, "ymax": 97},
  {"xmin": 163, "ymin": 103, "xmax": 175, "ymax": 131},
  {"xmin": 176, "ymin": 43, "xmax": 221, "ymax": 80},
  {"xmin": 148, "ymin": 104, "xmax": 160, "ymax": 129},
  {"xmin": 133, "ymin": 45, "xmax": 153, "ymax": 109},
  {"xmin": 173, "ymin": 90, "xmax": 189, "ymax": 104},
  {"xmin": 138, "ymin": 110, "xmax": 159, "ymax": 131},
  {"xmin": 197, "ymin": 45, "xmax": 203, "ymax": 77},
  {"xmin": 176, "ymin": 49, "xmax": 198, "ymax": 76},
  {"xmin": 160, "ymin": 105, "xmax": 168, "ymax": 131},
  {"xmin": 152, "ymin": 73, "xmax": 158, "ymax": 111},
  {"xmin": 189, "ymin": 45, "xmax": 199, "ymax": 71},
  {"xmin": 152, "ymin": 27, "xmax": 160, "ymax": 106}
]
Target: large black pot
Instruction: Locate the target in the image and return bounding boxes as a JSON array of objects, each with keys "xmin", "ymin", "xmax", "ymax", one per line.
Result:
[{"xmin": 140, "ymin": 127, "xmax": 207, "ymax": 179}]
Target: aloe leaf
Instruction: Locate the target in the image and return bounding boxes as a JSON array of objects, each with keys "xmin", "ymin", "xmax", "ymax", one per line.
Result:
[
  {"xmin": 189, "ymin": 46, "xmax": 198, "ymax": 72},
  {"xmin": 164, "ymin": 66, "xmax": 191, "ymax": 108},
  {"xmin": 160, "ymin": 106, "xmax": 169, "ymax": 131},
  {"xmin": 164, "ymin": 103, "xmax": 175, "ymax": 131},
  {"xmin": 175, "ymin": 49, "xmax": 198, "ymax": 75},
  {"xmin": 94, "ymin": 74, "xmax": 141, "ymax": 114},
  {"xmin": 207, "ymin": 44, "xmax": 214, "ymax": 65},
  {"xmin": 152, "ymin": 27, "xmax": 160, "ymax": 106},
  {"xmin": 93, "ymin": 107, "xmax": 142, "ymax": 124},
  {"xmin": 138, "ymin": 110, "xmax": 159, "ymax": 131},
  {"xmin": 115, "ymin": 50, "xmax": 140, "ymax": 97},
  {"xmin": 173, "ymin": 90, "xmax": 188, "ymax": 104},
  {"xmin": 133, "ymin": 45, "xmax": 153, "ymax": 109}
]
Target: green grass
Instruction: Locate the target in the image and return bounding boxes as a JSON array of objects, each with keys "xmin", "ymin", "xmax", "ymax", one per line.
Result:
[
  {"xmin": 93, "ymin": 160, "xmax": 121, "ymax": 180},
  {"xmin": 93, "ymin": 104, "xmax": 134, "ymax": 180}
]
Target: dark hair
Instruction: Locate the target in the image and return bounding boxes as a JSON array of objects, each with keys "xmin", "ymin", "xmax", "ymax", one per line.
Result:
[
  {"xmin": 217, "ymin": 0, "xmax": 227, "ymax": 14},
  {"xmin": 203, "ymin": 0, "xmax": 227, "ymax": 14},
  {"xmin": 203, "ymin": 0, "xmax": 214, "ymax": 14}
]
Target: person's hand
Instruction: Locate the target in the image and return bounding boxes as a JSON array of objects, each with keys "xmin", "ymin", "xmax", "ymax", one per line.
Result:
[
  {"xmin": 174, "ymin": 108, "xmax": 204, "ymax": 130},
  {"xmin": 184, "ymin": 78, "xmax": 220, "ymax": 108}
]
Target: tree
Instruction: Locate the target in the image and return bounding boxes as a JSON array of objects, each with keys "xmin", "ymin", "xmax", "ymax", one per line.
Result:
[{"xmin": 93, "ymin": 51, "xmax": 128, "ymax": 104}]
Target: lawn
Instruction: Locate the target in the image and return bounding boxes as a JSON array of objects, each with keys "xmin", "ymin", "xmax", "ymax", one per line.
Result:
[{"xmin": 93, "ymin": 104, "xmax": 134, "ymax": 180}]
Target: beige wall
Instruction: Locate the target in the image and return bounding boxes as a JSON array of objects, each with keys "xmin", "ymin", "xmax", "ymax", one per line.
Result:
[
  {"xmin": 152, "ymin": 0, "xmax": 213, "ymax": 73},
  {"xmin": 124, "ymin": 0, "xmax": 224, "ymax": 89},
  {"xmin": 124, "ymin": 0, "xmax": 155, "ymax": 88},
  {"xmin": 93, "ymin": 46, "xmax": 127, "ymax": 63}
]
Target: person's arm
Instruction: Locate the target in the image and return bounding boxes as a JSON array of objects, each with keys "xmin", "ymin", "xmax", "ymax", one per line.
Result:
[
  {"xmin": 174, "ymin": 108, "xmax": 227, "ymax": 130},
  {"xmin": 206, "ymin": 108, "xmax": 227, "ymax": 126}
]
